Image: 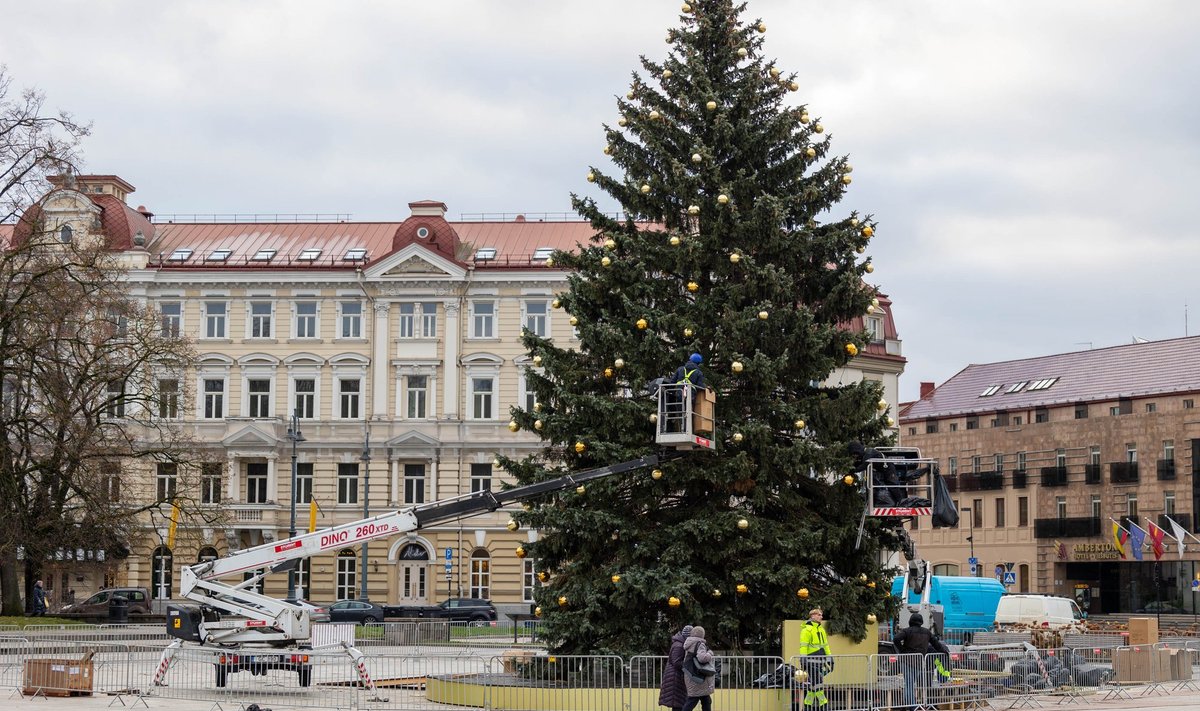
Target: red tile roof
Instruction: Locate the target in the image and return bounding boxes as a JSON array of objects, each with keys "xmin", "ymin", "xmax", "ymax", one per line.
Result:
[{"xmin": 902, "ymin": 336, "xmax": 1200, "ymax": 420}]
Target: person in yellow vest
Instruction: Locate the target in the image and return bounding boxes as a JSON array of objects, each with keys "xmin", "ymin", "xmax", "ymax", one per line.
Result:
[{"xmin": 799, "ymin": 608, "xmax": 833, "ymax": 708}]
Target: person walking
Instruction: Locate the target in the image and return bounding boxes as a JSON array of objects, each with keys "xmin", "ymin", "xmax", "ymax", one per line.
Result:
[
  {"xmin": 892, "ymin": 613, "xmax": 933, "ymax": 708},
  {"xmin": 32, "ymin": 580, "xmax": 47, "ymax": 616},
  {"xmin": 681, "ymin": 625, "xmax": 716, "ymax": 711},
  {"xmin": 659, "ymin": 624, "xmax": 693, "ymax": 711},
  {"xmin": 799, "ymin": 608, "xmax": 832, "ymax": 708}
]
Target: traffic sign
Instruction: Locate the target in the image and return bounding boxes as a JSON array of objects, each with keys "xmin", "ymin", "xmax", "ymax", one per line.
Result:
[
  {"xmin": 1005, "ymin": 562, "xmax": 1015, "ymax": 572},
  {"xmin": 994, "ymin": 564, "xmax": 1005, "ymax": 577},
  {"xmin": 969, "ymin": 564, "xmax": 978, "ymax": 576},
  {"xmin": 1192, "ymin": 579, "xmax": 1199, "ymax": 592},
  {"xmin": 1003, "ymin": 572, "xmax": 1017, "ymax": 586},
  {"xmin": 968, "ymin": 557, "xmax": 978, "ymax": 565},
  {"xmin": 445, "ymin": 547, "xmax": 453, "ymax": 560}
]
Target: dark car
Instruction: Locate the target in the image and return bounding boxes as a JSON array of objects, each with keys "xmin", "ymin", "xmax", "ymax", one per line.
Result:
[
  {"xmin": 61, "ymin": 587, "xmax": 151, "ymax": 615},
  {"xmin": 439, "ymin": 597, "xmax": 498, "ymax": 623},
  {"xmin": 327, "ymin": 599, "xmax": 385, "ymax": 624},
  {"xmin": 1136, "ymin": 601, "xmax": 1186, "ymax": 614}
]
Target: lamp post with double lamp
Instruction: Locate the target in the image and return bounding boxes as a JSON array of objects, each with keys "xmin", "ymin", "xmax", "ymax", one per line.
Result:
[
  {"xmin": 359, "ymin": 431, "xmax": 371, "ymax": 601},
  {"xmin": 960, "ymin": 506, "xmax": 977, "ymax": 576},
  {"xmin": 285, "ymin": 412, "xmax": 306, "ymax": 600}
]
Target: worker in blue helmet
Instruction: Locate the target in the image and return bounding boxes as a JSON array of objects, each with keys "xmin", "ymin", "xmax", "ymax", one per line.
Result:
[
  {"xmin": 672, "ymin": 353, "xmax": 706, "ymax": 392},
  {"xmin": 663, "ymin": 353, "xmax": 706, "ymax": 433}
]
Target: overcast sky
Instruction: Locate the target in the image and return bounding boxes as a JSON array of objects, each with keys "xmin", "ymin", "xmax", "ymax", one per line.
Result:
[{"xmin": 6, "ymin": 1, "xmax": 1199, "ymax": 402}]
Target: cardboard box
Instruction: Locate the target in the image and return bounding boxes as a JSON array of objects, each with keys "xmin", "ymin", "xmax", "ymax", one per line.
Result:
[
  {"xmin": 693, "ymin": 389, "xmax": 716, "ymax": 434},
  {"xmin": 1114, "ymin": 647, "xmax": 1170, "ymax": 683},
  {"xmin": 22, "ymin": 653, "xmax": 94, "ymax": 697},
  {"xmin": 1168, "ymin": 649, "xmax": 1193, "ymax": 681},
  {"xmin": 1128, "ymin": 617, "xmax": 1159, "ymax": 646}
]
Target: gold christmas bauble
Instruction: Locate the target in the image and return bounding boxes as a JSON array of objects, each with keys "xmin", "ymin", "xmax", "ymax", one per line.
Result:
[
  {"xmin": 544, "ymin": 257, "xmax": 555, "ymax": 268},
  {"xmin": 878, "ymin": 399, "xmax": 888, "ymax": 412},
  {"xmin": 681, "ymin": 2, "xmax": 692, "ymax": 12},
  {"xmin": 712, "ymin": 589, "xmax": 722, "ymax": 598},
  {"xmin": 845, "ymin": 343, "xmax": 858, "ymax": 356},
  {"xmin": 507, "ymin": 518, "xmax": 519, "ymax": 531},
  {"xmin": 857, "ymin": 246, "xmax": 867, "ymax": 255},
  {"xmin": 799, "ymin": 112, "xmax": 810, "ymax": 124},
  {"xmin": 797, "ymin": 588, "xmax": 810, "ymax": 599},
  {"xmin": 649, "ymin": 413, "xmax": 658, "ymax": 423},
  {"xmin": 683, "ymin": 327, "xmax": 694, "ymax": 337},
  {"xmin": 534, "ymin": 419, "xmax": 543, "ymax": 430},
  {"xmin": 604, "ymin": 238, "xmax": 616, "ymax": 249},
  {"xmin": 515, "ymin": 546, "xmax": 527, "ymax": 559},
  {"xmin": 736, "ymin": 583, "xmax": 749, "ymax": 594},
  {"xmin": 737, "ymin": 518, "xmax": 749, "ymax": 530},
  {"xmin": 732, "ymin": 432, "xmax": 744, "ymax": 443},
  {"xmin": 508, "ymin": 420, "xmax": 519, "ymax": 432},
  {"xmin": 886, "ymin": 416, "xmax": 895, "ymax": 427},
  {"xmin": 603, "ymin": 145, "xmax": 612, "ymax": 155},
  {"xmin": 641, "ymin": 183, "xmax": 651, "ymax": 194},
  {"xmin": 871, "ymin": 297, "xmax": 880, "ymax": 308},
  {"xmin": 757, "ymin": 22, "xmax": 767, "ymax": 33},
  {"xmin": 758, "ymin": 310, "xmax": 769, "ymax": 320},
  {"xmin": 614, "ymin": 358, "xmax": 625, "ymax": 368},
  {"xmin": 841, "ymin": 175, "xmax": 852, "ymax": 185},
  {"xmin": 844, "ymin": 475, "xmax": 856, "ymax": 486},
  {"xmin": 604, "ymin": 367, "xmax": 614, "ymax": 378},
  {"xmin": 851, "ymin": 217, "xmax": 860, "ymax": 226},
  {"xmin": 618, "ymin": 117, "xmax": 627, "ymax": 127},
  {"xmin": 769, "ymin": 67, "xmax": 781, "ymax": 78},
  {"xmin": 717, "ymin": 193, "xmax": 729, "ymax": 204},
  {"xmin": 691, "ymin": 153, "xmax": 702, "ymax": 163},
  {"xmin": 865, "ymin": 304, "xmax": 874, "ymax": 314},
  {"xmin": 868, "ymin": 581, "xmax": 876, "ymax": 588},
  {"xmin": 788, "ymin": 81, "xmax": 799, "ymax": 92},
  {"xmin": 663, "ymin": 69, "xmax": 673, "ymax": 79},
  {"xmin": 732, "ymin": 361, "xmax": 744, "ymax": 373},
  {"xmin": 576, "ymin": 485, "xmax": 585, "ymax": 495},
  {"xmin": 611, "ymin": 574, "xmax": 621, "ymax": 584},
  {"xmin": 805, "ymin": 147, "xmax": 816, "ymax": 159},
  {"xmin": 687, "ymin": 205, "xmax": 700, "ymax": 215},
  {"xmin": 586, "ymin": 172, "xmax": 596, "ymax": 183},
  {"xmin": 649, "ymin": 110, "xmax": 661, "ymax": 120},
  {"xmin": 865, "ymin": 263, "xmax": 874, "ymax": 274},
  {"xmin": 574, "ymin": 441, "xmax": 586, "ymax": 453},
  {"xmin": 569, "ymin": 316, "xmax": 578, "ymax": 326},
  {"xmin": 533, "ymin": 403, "xmax": 542, "ymax": 412},
  {"xmin": 636, "ymin": 318, "xmax": 648, "ymax": 329},
  {"xmin": 737, "ymin": 48, "xmax": 748, "ymax": 58},
  {"xmin": 533, "ymin": 355, "xmax": 543, "ymax": 366},
  {"xmin": 844, "ymin": 164, "xmax": 854, "ymax": 174},
  {"xmin": 601, "ymin": 256, "xmax": 612, "ymax": 267},
  {"xmin": 687, "ymin": 281, "xmax": 699, "ymax": 292},
  {"xmin": 862, "ymin": 225, "xmax": 874, "ymax": 237},
  {"xmin": 668, "ymin": 596, "xmax": 681, "ymax": 607},
  {"xmin": 551, "ymin": 298, "xmax": 562, "ymax": 309},
  {"xmin": 867, "ymin": 613, "xmax": 878, "ymax": 624},
  {"xmin": 859, "ymin": 573, "xmax": 868, "ymax": 582},
  {"xmin": 535, "ymin": 606, "xmax": 542, "ymax": 616},
  {"xmin": 730, "ymin": 253, "xmax": 741, "ymax": 263},
  {"xmin": 558, "ymin": 596, "xmax": 568, "ymax": 606},
  {"xmin": 706, "ymin": 100, "xmax": 717, "ymax": 111},
  {"xmin": 651, "ymin": 469, "xmax": 663, "ymax": 480},
  {"xmin": 794, "ymin": 669, "xmax": 809, "ymax": 684},
  {"xmin": 794, "ymin": 419, "xmax": 805, "ymax": 429},
  {"xmin": 814, "ymin": 123, "xmax": 824, "ymax": 134},
  {"xmin": 538, "ymin": 571, "xmax": 549, "ymax": 582},
  {"xmin": 627, "ymin": 89, "xmax": 635, "ymax": 99},
  {"xmin": 670, "ymin": 236, "xmax": 681, "ymax": 246}
]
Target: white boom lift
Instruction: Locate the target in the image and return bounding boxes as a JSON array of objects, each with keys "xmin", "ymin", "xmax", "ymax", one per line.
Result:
[{"xmin": 152, "ymin": 454, "xmax": 673, "ymax": 691}]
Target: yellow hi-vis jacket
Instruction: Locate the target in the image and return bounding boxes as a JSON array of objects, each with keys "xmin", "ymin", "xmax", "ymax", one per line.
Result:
[{"xmin": 799, "ymin": 620, "xmax": 831, "ymax": 656}]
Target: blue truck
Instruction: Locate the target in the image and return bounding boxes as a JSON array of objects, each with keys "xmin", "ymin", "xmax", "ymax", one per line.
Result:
[{"xmin": 891, "ymin": 574, "xmax": 1006, "ymax": 640}]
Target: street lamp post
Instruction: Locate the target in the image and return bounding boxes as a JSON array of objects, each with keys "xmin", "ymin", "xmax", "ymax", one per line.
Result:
[
  {"xmin": 359, "ymin": 431, "xmax": 371, "ymax": 601},
  {"xmin": 285, "ymin": 412, "xmax": 306, "ymax": 600},
  {"xmin": 961, "ymin": 506, "xmax": 977, "ymax": 576}
]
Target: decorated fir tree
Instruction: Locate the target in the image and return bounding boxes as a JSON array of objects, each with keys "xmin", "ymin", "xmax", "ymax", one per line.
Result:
[{"xmin": 503, "ymin": 0, "xmax": 901, "ymax": 656}]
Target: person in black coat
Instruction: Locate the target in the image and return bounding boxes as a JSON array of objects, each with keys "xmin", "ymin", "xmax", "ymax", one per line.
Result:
[
  {"xmin": 893, "ymin": 613, "xmax": 932, "ymax": 708},
  {"xmin": 32, "ymin": 580, "xmax": 47, "ymax": 616},
  {"xmin": 659, "ymin": 624, "xmax": 693, "ymax": 711}
]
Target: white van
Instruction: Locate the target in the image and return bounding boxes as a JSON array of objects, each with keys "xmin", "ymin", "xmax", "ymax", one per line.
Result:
[{"xmin": 995, "ymin": 594, "xmax": 1084, "ymax": 628}]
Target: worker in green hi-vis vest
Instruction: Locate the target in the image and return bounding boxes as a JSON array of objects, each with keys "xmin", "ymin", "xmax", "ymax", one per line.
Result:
[{"xmin": 798, "ymin": 608, "xmax": 833, "ymax": 708}]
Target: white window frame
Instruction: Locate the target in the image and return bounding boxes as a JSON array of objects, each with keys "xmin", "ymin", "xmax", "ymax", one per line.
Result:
[
  {"xmin": 519, "ymin": 367, "xmax": 540, "ymax": 413},
  {"xmin": 291, "ymin": 375, "xmax": 319, "ymax": 419},
  {"xmin": 294, "ymin": 462, "xmax": 313, "ymax": 504},
  {"xmin": 865, "ymin": 315, "xmax": 883, "ymax": 342},
  {"xmin": 203, "ymin": 301, "xmax": 228, "ymax": 339},
  {"xmin": 469, "ymin": 549, "xmax": 491, "ymax": 600},
  {"xmin": 248, "ymin": 301, "xmax": 274, "ymax": 339},
  {"xmin": 337, "ymin": 462, "xmax": 359, "ymax": 505},
  {"xmin": 339, "ymin": 301, "xmax": 364, "ymax": 339},
  {"xmin": 160, "ymin": 301, "xmax": 182, "ymax": 338},
  {"xmin": 245, "ymin": 462, "xmax": 269, "ymax": 504},
  {"xmin": 245, "ymin": 377, "xmax": 274, "ymax": 418},
  {"xmin": 157, "ymin": 377, "xmax": 180, "ymax": 420},
  {"xmin": 404, "ymin": 463, "xmax": 426, "ymax": 505},
  {"xmin": 293, "ymin": 300, "xmax": 319, "ymax": 339},
  {"xmin": 470, "ymin": 376, "xmax": 495, "ymax": 420},
  {"xmin": 201, "ymin": 463, "xmax": 223, "ymax": 505},
  {"xmin": 336, "ymin": 552, "xmax": 357, "ymax": 600},
  {"xmin": 406, "ymin": 374, "xmax": 429, "ymax": 419},
  {"xmin": 523, "ymin": 559, "xmax": 538, "ymax": 603},
  {"xmin": 338, "ymin": 378, "xmax": 362, "ymax": 420},
  {"xmin": 470, "ymin": 300, "xmax": 495, "ymax": 339},
  {"xmin": 201, "ymin": 377, "xmax": 226, "ymax": 419},
  {"xmin": 523, "ymin": 299, "xmax": 549, "ymax": 338}
]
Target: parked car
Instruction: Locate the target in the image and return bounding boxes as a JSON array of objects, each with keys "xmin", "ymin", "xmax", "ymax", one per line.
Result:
[
  {"xmin": 327, "ymin": 599, "xmax": 385, "ymax": 624},
  {"xmin": 1136, "ymin": 601, "xmax": 1186, "ymax": 614},
  {"xmin": 286, "ymin": 598, "xmax": 331, "ymax": 623},
  {"xmin": 60, "ymin": 587, "xmax": 151, "ymax": 615},
  {"xmin": 383, "ymin": 597, "xmax": 498, "ymax": 623}
]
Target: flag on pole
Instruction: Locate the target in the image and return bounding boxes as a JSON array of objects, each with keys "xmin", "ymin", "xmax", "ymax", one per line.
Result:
[
  {"xmin": 1129, "ymin": 525, "xmax": 1146, "ymax": 561},
  {"xmin": 1111, "ymin": 520, "xmax": 1129, "ymax": 559},
  {"xmin": 167, "ymin": 500, "xmax": 181, "ymax": 548},
  {"xmin": 308, "ymin": 499, "xmax": 319, "ymax": 533},
  {"xmin": 1166, "ymin": 516, "xmax": 1189, "ymax": 559},
  {"xmin": 1147, "ymin": 522, "xmax": 1167, "ymax": 561}
]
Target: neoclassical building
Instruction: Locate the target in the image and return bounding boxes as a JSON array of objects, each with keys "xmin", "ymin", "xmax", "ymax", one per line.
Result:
[{"xmin": 8, "ymin": 174, "xmax": 905, "ymax": 616}]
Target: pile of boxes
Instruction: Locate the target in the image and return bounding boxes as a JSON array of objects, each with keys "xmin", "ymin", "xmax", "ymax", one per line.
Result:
[{"xmin": 1113, "ymin": 618, "xmax": 1192, "ymax": 683}]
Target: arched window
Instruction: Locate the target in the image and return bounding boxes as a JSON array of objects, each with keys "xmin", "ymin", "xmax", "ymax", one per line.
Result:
[
  {"xmin": 470, "ymin": 549, "xmax": 491, "ymax": 600},
  {"xmin": 932, "ymin": 563, "xmax": 960, "ymax": 577},
  {"xmin": 151, "ymin": 545, "xmax": 174, "ymax": 599},
  {"xmin": 197, "ymin": 546, "xmax": 218, "ymax": 563},
  {"xmin": 336, "ymin": 549, "xmax": 357, "ymax": 601},
  {"xmin": 1018, "ymin": 563, "xmax": 1030, "ymax": 593},
  {"xmin": 59, "ymin": 224, "xmax": 73, "ymax": 243}
]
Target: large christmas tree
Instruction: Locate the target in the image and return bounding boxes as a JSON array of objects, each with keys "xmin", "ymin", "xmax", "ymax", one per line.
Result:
[{"xmin": 503, "ymin": 0, "xmax": 900, "ymax": 656}]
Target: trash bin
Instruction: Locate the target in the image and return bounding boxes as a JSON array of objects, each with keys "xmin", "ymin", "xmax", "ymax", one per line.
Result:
[{"xmin": 108, "ymin": 595, "xmax": 128, "ymax": 623}]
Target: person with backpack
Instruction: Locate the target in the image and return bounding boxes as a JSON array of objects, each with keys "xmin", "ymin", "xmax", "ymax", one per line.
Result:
[
  {"xmin": 659, "ymin": 624, "xmax": 693, "ymax": 711},
  {"xmin": 681, "ymin": 625, "xmax": 716, "ymax": 711}
]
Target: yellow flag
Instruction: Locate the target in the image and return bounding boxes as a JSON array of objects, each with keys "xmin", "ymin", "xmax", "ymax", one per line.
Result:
[
  {"xmin": 167, "ymin": 501, "xmax": 180, "ymax": 548},
  {"xmin": 308, "ymin": 499, "xmax": 318, "ymax": 532}
]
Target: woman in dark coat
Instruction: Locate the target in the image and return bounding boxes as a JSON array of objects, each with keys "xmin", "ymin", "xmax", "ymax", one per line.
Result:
[{"xmin": 659, "ymin": 624, "xmax": 693, "ymax": 711}]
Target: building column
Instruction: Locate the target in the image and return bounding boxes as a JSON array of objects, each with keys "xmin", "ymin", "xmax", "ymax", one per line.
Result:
[
  {"xmin": 372, "ymin": 302, "xmax": 391, "ymax": 419},
  {"xmin": 443, "ymin": 301, "xmax": 460, "ymax": 418},
  {"xmin": 390, "ymin": 457, "xmax": 399, "ymax": 507},
  {"xmin": 226, "ymin": 454, "xmax": 238, "ymax": 502},
  {"xmin": 266, "ymin": 454, "xmax": 278, "ymax": 503}
]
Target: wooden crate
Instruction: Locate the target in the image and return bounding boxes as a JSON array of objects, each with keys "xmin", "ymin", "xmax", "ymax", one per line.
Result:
[{"xmin": 23, "ymin": 655, "xmax": 94, "ymax": 697}]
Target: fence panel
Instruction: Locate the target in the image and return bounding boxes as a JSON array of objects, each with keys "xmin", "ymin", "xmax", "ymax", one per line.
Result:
[
  {"xmin": 482, "ymin": 653, "xmax": 625, "ymax": 711},
  {"xmin": 358, "ymin": 652, "xmax": 488, "ymax": 710}
]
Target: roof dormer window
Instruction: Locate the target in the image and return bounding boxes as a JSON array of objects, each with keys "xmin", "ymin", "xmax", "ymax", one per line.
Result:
[
  {"xmin": 298, "ymin": 248, "xmax": 322, "ymax": 261},
  {"xmin": 416, "ymin": 227, "xmax": 431, "ymax": 239},
  {"xmin": 168, "ymin": 249, "xmax": 193, "ymax": 262},
  {"xmin": 979, "ymin": 385, "xmax": 1001, "ymax": 397},
  {"xmin": 532, "ymin": 247, "xmax": 555, "ymax": 261},
  {"xmin": 342, "ymin": 248, "xmax": 367, "ymax": 261},
  {"xmin": 1005, "ymin": 381, "xmax": 1027, "ymax": 394},
  {"xmin": 474, "ymin": 247, "xmax": 497, "ymax": 261},
  {"xmin": 1027, "ymin": 377, "xmax": 1059, "ymax": 391},
  {"xmin": 251, "ymin": 249, "xmax": 276, "ymax": 261},
  {"xmin": 207, "ymin": 249, "xmax": 232, "ymax": 262},
  {"xmin": 59, "ymin": 225, "xmax": 73, "ymax": 243}
]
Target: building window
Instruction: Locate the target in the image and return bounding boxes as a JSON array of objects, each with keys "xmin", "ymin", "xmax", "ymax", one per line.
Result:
[
  {"xmin": 948, "ymin": 457, "xmax": 957, "ymax": 476},
  {"xmin": 339, "ymin": 379, "xmax": 361, "ymax": 419},
  {"xmin": 995, "ymin": 498, "xmax": 1006, "ymax": 528},
  {"xmin": 1127, "ymin": 494, "xmax": 1138, "ymax": 518},
  {"xmin": 950, "ymin": 422, "xmax": 958, "ymax": 432},
  {"xmin": 1090, "ymin": 495, "xmax": 1101, "ymax": 520},
  {"xmin": 471, "ymin": 377, "xmax": 494, "ymax": 419},
  {"xmin": 1018, "ymin": 497, "xmax": 1029, "ymax": 527},
  {"xmin": 406, "ymin": 375, "xmax": 428, "ymax": 419},
  {"xmin": 972, "ymin": 500, "xmax": 983, "ymax": 528},
  {"xmin": 1164, "ymin": 440, "xmax": 1175, "ymax": 462},
  {"xmin": 1074, "ymin": 402, "xmax": 1088, "ymax": 419},
  {"xmin": 156, "ymin": 463, "xmax": 178, "ymax": 501},
  {"xmin": 471, "ymin": 463, "xmax": 492, "ymax": 493},
  {"xmin": 1109, "ymin": 406, "xmax": 1120, "ymax": 416},
  {"xmin": 245, "ymin": 462, "xmax": 268, "ymax": 504},
  {"xmin": 203, "ymin": 378, "xmax": 225, "ymax": 418},
  {"xmin": 925, "ymin": 420, "xmax": 938, "ymax": 434},
  {"xmin": 160, "ymin": 302, "xmax": 181, "ymax": 338},
  {"xmin": 295, "ymin": 559, "xmax": 312, "ymax": 599},
  {"xmin": 157, "ymin": 378, "xmax": 179, "ymax": 419},
  {"xmin": 1035, "ymin": 408, "xmax": 1049, "ymax": 423},
  {"xmin": 336, "ymin": 551, "xmax": 357, "ymax": 601},
  {"xmin": 294, "ymin": 378, "xmax": 316, "ymax": 419},
  {"xmin": 399, "ymin": 302, "xmax": 439, "ymax": 338},
  {"xmin": 994, "ymin": 453, "xmax": 1003, "ymax": 473},
  {"xmin": 295, "ymin": 301, "xmax": 318, "ymax": 338},
  {"xmin": 294, "ymin": 462, "xmax": 313, "ymax": 504},
  {"xmin": 866, "ymin": 316, "xmax": 883, "ymax": 342},
  {"xmin": 469, "ymin": 549, "xmax": 491, "ymax": 600},
  {"xmin": 105, "ymin": 380, "xmax": 126, "ymax": 419},
  {"xmin": 523, "ymin": 560, "xmax": 538, "ymax": 603},
  {"xmin": 247, "ymin": 378, "xmax": 272, "ymax": 418},
  {"xmin": 1056, "ymin": 449, "xmax": 1066, "ymax": 469},
  {"xmin": 59, "ymin": 224, "xmax": 73, "ymax": 242},
  {"xmin": 1126, "ymin": 444, "xmax": 1137, "ymax": 463},
  {"xmin": 338, "ymin": 463, "xmax": 359, "ymax": 504},
  {"xmin": 1146, "ymin": 402, "xmax": 1157, "ymax": 413},
  {"xmin": 340, "ymin": 301, "xmax": 363, "ymax": 338},
  {"xmin": 404, "ymin": 464, "xmax": 425, "ymax": 504},
  {"xmin": 100, "ymin": 462, "xmax": 120, "ymax": 502},
  {"xmin": 471, "ymin": 301, "xmax": 495, "ymax": 338},
  {"xmin": 1017, "ymin": 451, "xmax": 1027, "ymax": 471},
  {"xmin": 932, "ymin": 563, "xmax": 960, "ymax": 576},
  {"xmin": 1012, "ymin": 416, "xmax": 1022, "ymax": 425},
  {"xmin": 521, "ymin": 372, "xmax": 539, "ymax": 413},
  {"xmin": 524, "ymin": 300, "xmax": 549, "ymax": 337},
  {"xmin": 249, "ymin": 302, "xmax": 273, "ymax": 338},
  {"xmin": 1185, "ymin": 399, "xmax": 1195, "ymax": 409},
  {"xmin": 204, "ymin": 301, "xmax": 227, "ymax": 338},
  {"xmin": 973, "ymin": 456, "xmax": 982, "ymax": 473},
  {"xmin": 908, "ymin": 427, "xmax": 916, "ymax": 436},
  {"xmin": 201, "ymin": 463, "xmax": 222, "ymax": 504},
  {"xmin": 966, "ymin": 416, "xmax": 979, "ymax": 430},
  {"xmin": 1090, "ymin": 447, "xmax": 1101, "ymax": 466},
  {"xmin": 1056, "ymin": 496, "xmax": 1067, "ymax": 519},
  {"xmin": 1166, "ymin": 491, "xmax": 1176, "ymax": 516}
]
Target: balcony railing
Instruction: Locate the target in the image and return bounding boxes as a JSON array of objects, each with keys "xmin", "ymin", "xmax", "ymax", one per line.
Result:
[
  {"xmin": 1110, "ymin": 461, "xmax": 1139, "ymax": 484},
  {"xmin": 1159, "ymin": 513, "xmax": 1192, "ymax": 532},
  {"xmin": 1040, "ymin": 466, "xmax": 1068, "ymax": 487},
  {"xmin": 945, "ymin": 475, "xmax": 959, "ymax": 493},
  {"xmin": 1084, "ymin": 464, "xmax": 1101, "ymax": 485},
  {"xmin": 1157, "ymin": 459, "xmax": 1176, "ymax": 481},
  {"xmin": 979, "ymin": 471, "xmax": 1005, "ymax": 491},
  {"xmin": 1012, "ymin": 470, "xmax": 1027, "ymax": 489},
  {"xmin": 1034, "ymin": 517, "xmax": 1101, "ymax": 538}
]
